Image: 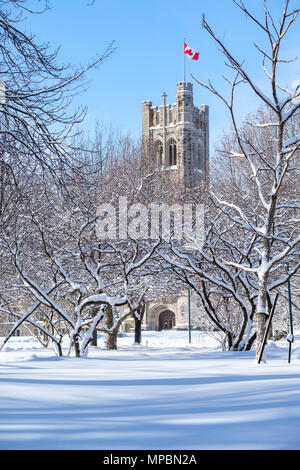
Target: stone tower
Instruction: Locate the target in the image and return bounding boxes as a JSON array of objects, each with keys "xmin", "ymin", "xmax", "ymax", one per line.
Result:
[{"xmin": 142, "ymin": 81, "xmax": 209, "ymax": 187}]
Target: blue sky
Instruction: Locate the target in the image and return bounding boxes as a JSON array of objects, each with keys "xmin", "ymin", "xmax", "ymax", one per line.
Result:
[{"xmin": 21, "ymin": 0, "xmax": 300, "ymax": 150}]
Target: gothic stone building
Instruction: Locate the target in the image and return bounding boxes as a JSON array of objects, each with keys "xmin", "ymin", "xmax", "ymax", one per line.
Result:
[
  {"xmin": 142, "ymin": 81, "xmax": 209, "ymax": 187},
  {"xmin": 125, "ymin": 81, "xmax": 210, "ymax": 332}
]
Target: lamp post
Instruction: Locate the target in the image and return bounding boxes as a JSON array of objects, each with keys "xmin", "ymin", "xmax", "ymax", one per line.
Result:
[
  {"xmin": 188, "ymin": 288, "xmax": 191, "ymax": 344},
  {"xmin": 285, "ymin": 263, "xmax": 294, "ymax": 363}
]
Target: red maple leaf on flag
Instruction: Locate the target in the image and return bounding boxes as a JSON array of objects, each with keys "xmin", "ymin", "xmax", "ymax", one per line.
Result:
[{"xmin": 183, "ymin": 43, "xmax": 199, "ymax": 60}]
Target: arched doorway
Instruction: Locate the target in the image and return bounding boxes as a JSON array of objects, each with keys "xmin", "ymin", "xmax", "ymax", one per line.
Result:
[{"xmin": 159, "ymin": 310, "xmax": 176, "ymax": 330}]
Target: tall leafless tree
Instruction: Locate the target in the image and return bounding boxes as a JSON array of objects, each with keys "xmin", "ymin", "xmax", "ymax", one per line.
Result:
[
  {"xmin": 0, "ymin": 0, "xmax": 114, "ymax": 217},
  {"xmin": 192, "ymin": 0, "xmax": 300, "ymax": 360}
]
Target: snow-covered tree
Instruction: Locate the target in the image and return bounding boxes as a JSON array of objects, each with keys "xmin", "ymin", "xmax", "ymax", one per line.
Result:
[
  {"xmin": 0, "ymin": 0, "xmax": 113, "ymax": 180},
  {"xmin": 0, "ymin": 0, "xmax": 114, "ymax": 250},
  {"xmin": 0, "ymin": 194, "xmax": 161, "ymax": 356},
  {"xmin": 192, "ymin": 0, "xmax": 300, "ymax": 360},
  {"xmin": 0, "ymin": 131, "xmax": 165, "ymax": 355}
]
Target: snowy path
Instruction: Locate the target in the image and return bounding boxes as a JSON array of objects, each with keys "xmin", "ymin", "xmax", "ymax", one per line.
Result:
[{"xmin": 0, "ymin": 332, "xmax": 300, "ymax": 450}]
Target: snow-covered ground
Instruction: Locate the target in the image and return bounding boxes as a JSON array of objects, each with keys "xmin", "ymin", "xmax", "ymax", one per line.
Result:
[{"xmin": 0, "ymin": 330, "xmax": 300, "ymax": 450}]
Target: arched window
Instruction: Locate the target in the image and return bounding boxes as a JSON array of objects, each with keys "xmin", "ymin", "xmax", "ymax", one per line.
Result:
[
  {"xmin": 168, "ymin": 139, "xmax": 177, "ymax": 166},
  {"xmin": 155, "ymin": 140, "xmax": 163, "ymax": 165}
]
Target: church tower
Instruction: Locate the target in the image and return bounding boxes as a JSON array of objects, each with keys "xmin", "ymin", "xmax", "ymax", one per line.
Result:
[{"xmin": 142, "ymin": 81, "xmax": 209, "ymax": 187}]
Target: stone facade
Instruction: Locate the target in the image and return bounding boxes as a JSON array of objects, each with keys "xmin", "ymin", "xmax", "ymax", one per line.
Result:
[
  {"xmin": 0, "ymin": 320, "xmax": 23, "ymax": 337},
  {"xmin": 142, "ymin": 81, "xmax": 209, "ymax": 187},
  {"xmin": 144, "ymin": 291, "xmax": 210, "ymax": 331},
  {"xmin": 122, "ymin": 290, "xmax": 212, "ymax": 333},
  {"xmin": 138, "ymin": 82, "xmax": 210, "ymax": 330}
]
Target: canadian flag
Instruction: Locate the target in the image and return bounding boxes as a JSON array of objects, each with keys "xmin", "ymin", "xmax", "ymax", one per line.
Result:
[{"xmin": 183, "ymin": 43, "xmax": 199, "ymax": 60}]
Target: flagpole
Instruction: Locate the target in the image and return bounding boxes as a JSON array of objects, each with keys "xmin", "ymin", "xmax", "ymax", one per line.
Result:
[
  {"xmin": 183, "ymin": 38, "xmax": 186, "ymax": 82},
  {"xmin": 183, "ymin": 41, "xmax": 199, "ymax": 83}
]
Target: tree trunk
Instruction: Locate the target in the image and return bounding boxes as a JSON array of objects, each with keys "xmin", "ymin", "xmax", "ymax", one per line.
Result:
[
  {"xmin": 256, "ymin": 274, "xmax": 269, "ymax": 361},
  {"xmin": 105, "ymin": 330, "xmax": 118, "ymax": 350},
  {"xmin": 256, "ymin": 313, "xmax": 267, "ymax": 361},
  {"xmin": 134, "ymin": 316, "xmax": 142, "ymax": 344},
  {"xmin": 134, "ymin": 306, "xmax": 145, "ymax": 344},
  {"xmin": 104, "ymin": 305, "xmax": 118, "ymax": 350},
  {"xmin": 90, "ymin": 307, "xmax": 98, "ymax": 346},
  {"xmin": 90, "ymin": 328, "xmax": 98, "ymax": 347},
  {"xmin": 56, "ymin": 340, "xmax": 63, "ymax": 357},
  {"xmin": 244, "ymin": 333, "xmax": 256, "ymax": 351},
  {"xmin": 226, "ymin": 332, "xmax": 233, "ymax": 351},
  {"xmin": 73, "ymin": 334, "xmax": 81, "ymax": 357}
]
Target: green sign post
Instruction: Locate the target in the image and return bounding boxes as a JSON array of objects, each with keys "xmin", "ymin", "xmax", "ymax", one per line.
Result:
[{"xmin": 286, "ymin": 263, "xmax": 294, "ymax": 363}]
